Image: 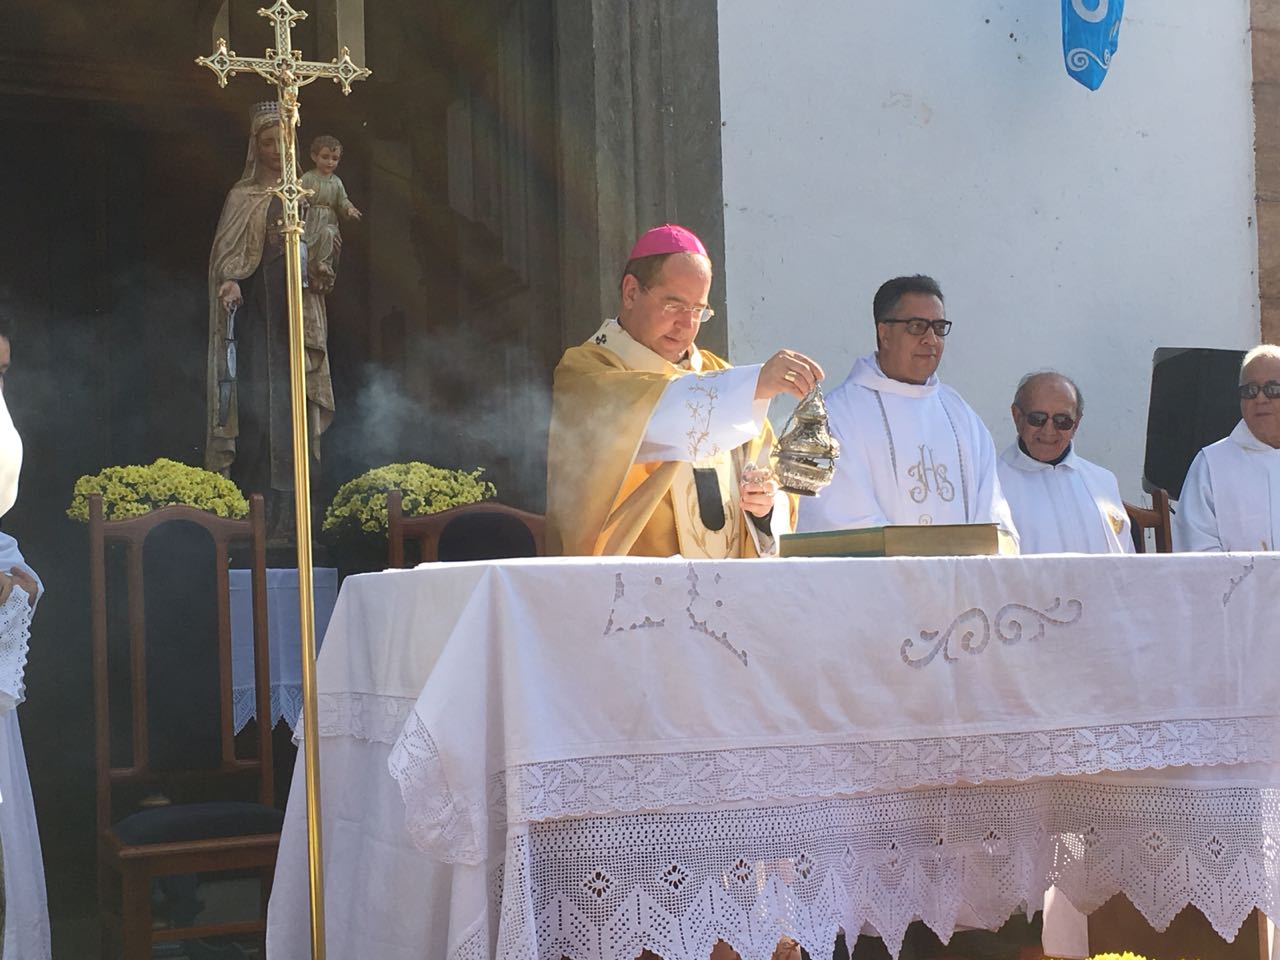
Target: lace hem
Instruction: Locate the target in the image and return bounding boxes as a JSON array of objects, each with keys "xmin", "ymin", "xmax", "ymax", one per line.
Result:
[
  {"xmin": 502, "ymin": 717, "xmax": 1278, "ymax": 823},
  {"xmin": 316, "ymin": 690, "xmax": 416, "ymax": 743},
  {"xmin": 390, "ymin": 714, "xmax": 1278, "ymax": 862},
  {"xmin": 232, "ymin": 682, "xmax": 306, "ymax": 734},
  {"xmin": 0, "ymin": 586, "xmax": 32, "ymax": 710},
  {"xmin": 387, "ymin": 711, "xmax": 488, "ymax": 865},
  {"xmin": 467, "ymin": 781, "xmax": 1280, "ymax": 960}
]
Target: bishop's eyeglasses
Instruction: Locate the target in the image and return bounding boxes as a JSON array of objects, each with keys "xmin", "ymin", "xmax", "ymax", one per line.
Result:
[
  {"xmin": 1238, "ymin": 380, "xmax": 1280, "ymax": 400},
  {"xmin": 640, "ymin": 285, "xmax": 715, "ymax": 323},
  {"xmin": 877, "ymin": 317, "xmax": 952, "ymax": 337}
]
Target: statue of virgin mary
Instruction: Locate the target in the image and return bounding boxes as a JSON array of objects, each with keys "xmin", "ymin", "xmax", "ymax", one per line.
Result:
[{"xmin": 205, "ymin": 102, "xmax": 334, "ymax": 536}]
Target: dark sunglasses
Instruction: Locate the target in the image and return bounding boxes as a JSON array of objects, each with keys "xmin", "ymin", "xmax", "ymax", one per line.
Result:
[
  {"xmin": 1022, "ymin": 410, "xmax": 1077, "ymax": 431},
  {"xmin": 1238, "ymin": 380, "xmax": 1280, "ymax": 400},
  {"xmin": 878, "ymin": 317, "xmax": 952, "ymax": 337}
]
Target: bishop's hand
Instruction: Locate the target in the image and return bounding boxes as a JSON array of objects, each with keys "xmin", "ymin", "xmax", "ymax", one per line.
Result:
[
  {"xmin": 739, "ymin": 465, "xmax": 778, "ymax": 519},
  {"xmin": 755, "ymin": 350, "xmax": 824, "ymax": 401}
]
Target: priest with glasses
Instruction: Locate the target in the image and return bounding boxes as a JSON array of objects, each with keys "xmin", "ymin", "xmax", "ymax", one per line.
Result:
[
  {"xmin": 1176, "ymin": 344, "xmax": 1280, "ymax": 552},
  {"xmin": 996, "ymin": 371, "xmax": 1133, "ymax": 554},
  {"xmin": 797, "ymin": 274, "xmax": 1016, "ymax": 540}
]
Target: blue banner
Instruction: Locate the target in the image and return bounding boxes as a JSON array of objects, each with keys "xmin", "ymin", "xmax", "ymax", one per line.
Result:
[{"xmin": 1062, "ymin": 0, "xmax": 1125, "ymax": 91}]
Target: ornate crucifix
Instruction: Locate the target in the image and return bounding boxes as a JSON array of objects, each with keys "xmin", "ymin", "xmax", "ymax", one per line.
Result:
[{"xmin": 197, "ymin": 6, "xmax": 370, "ymax": 958}]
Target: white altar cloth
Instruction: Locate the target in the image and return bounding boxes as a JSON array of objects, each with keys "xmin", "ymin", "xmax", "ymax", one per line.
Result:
[
  {"xmin": 267, "ymin": 554, "xmax": 1280, "ymax": 960},
  {"xmin": 229, "ymin": 567, "xmax": 338, "ymax": 734}
]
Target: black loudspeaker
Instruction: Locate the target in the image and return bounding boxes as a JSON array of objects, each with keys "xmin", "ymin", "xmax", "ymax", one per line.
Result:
[{"xmin": 1143, "ymin": 347, "xmax": 1245, "ymax": 500}]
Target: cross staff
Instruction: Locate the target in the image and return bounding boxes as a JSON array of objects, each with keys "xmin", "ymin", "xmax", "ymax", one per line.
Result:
[{"xmin": 197, "ymin": 5, "xmax": 369, "ymax": 959}]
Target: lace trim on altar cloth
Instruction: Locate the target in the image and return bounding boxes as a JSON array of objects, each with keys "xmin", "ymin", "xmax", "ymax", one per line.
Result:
[
  {"xmin": 389, "ymin": 714, "xmax": 1279, "ymax": 856},
  {"xmin": 234, "ymin": 687, "xmax": 417, "ymax": 743},
  {"xmin": 0, "ymin": 586, "xmax": 32, "ymax": 711},
  {"xmin": 388, "ymin": 711, "xmax": 488, "ymax": 865},
  {"xmin": 465, "ymin": 781, "xmax": 1280, "ymax": 960}
]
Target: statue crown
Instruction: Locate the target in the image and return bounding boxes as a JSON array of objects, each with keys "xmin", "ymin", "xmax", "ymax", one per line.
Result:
[{"xmin": 252, "ymin": 100, "xmax": 280, "ymax": 121}]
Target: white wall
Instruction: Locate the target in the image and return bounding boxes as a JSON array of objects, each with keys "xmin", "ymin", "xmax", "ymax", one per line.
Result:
[{"xmin": 718, "ymin": 0, "xmax": 1260, "ymax": 499}]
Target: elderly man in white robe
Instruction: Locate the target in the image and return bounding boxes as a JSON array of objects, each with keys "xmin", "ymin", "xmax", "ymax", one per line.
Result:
[
  {"xmin": 797, "ymin": 274, "xmax": 1017, "ymax": 541},
  {"xmin": 1176, "ymin": 344, "xmax": 1280, "ymax": 552},
  {"xmin": 997, "ymin": 371, "xmax": 1133, "ymax": 554},
  {"xmin": 0, "ymin": 320, "xmax": 49, "ymax": 960}
]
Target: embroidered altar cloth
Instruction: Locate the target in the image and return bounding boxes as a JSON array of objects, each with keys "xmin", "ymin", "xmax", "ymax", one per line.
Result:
[
  {"xmin": 279, "ymin": 553, "xmax": 1280, "ymax": 959},
  {"xmin": 378, "ymin": 553, "xmax": 1280, "ymax": 958}
]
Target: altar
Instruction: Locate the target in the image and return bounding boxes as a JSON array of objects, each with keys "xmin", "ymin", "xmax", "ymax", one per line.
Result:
[{"xmin": 266, "ymin": 553, "xmax": 1280, "ymax": 959}]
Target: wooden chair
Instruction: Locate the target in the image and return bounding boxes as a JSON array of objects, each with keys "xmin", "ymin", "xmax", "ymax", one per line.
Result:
[
  {"xmin": 387, "ymin": 489, "xmax": 546, "ymax": 567},
  {"xmin": 1123, "ymin": 486, "xmax": 1173, "ymax": 553},
  {"xmin": 89, "ymin": 493, "xmax": 280, "ymax": 959}
]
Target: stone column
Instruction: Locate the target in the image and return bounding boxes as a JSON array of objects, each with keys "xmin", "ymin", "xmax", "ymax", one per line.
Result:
[
  {"xmin": 554, "ymin": 0, "xmax": 729, "ymax": 355},
  {"xmin": 1254, "ymin": 0, "xmax": 1280, "ymax": 342}
]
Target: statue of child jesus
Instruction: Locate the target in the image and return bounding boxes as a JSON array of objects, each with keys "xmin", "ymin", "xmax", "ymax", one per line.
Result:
[{"xmin": 301, "ymin": 134, "xmax": 362, "ymax": 294}]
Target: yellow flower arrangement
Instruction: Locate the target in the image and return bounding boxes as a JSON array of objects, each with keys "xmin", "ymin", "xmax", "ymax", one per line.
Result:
[
  {"xmin": 66, "ymin": 458, "xmax": 250, "ymax": 522},
  {"xmin": 322, "ymin": 462, "xmax": 497, "ymax": 536}
]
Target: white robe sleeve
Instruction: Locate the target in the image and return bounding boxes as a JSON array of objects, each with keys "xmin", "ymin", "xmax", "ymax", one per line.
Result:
[
  {"xmin": 744, "ymin": 489, "xmax": 794, "ymax": 556},
  {"xmin": 796, "ymin": 414, "xmax": 892, "ymax": 532},
  {"xmin": 1174, "ymin": 451, "xmax": 1222, "ymax": 551},
  {"xmin": 635, "ymin": 365, "xmax": 768, "ymax": 463},
  {"xmin": 968, "ymin": 423, "xmax": 1020, "ymax": 550},
  {"xmin": 0, "ymin": 532, "xmax": 38, "ymax": 715}
]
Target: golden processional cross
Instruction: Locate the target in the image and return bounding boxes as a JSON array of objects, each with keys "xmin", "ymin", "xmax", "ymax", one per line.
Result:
[{"xmin": 197, "ymin": 5, "xmax": 370, "ymax": 958}]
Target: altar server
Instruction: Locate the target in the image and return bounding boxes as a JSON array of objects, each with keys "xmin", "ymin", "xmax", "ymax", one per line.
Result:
[
  {"xmin": 547, "ymin": 224, "xmax": 823, "ymax": 557},
  {"xmin": 1176, "ymin": 344, "xmax": 1280, "ymax": 552},
  {"xmin": 0, "ymin": 318, "xmax": 50, "ymax": 960},
  {"xmin": 997, "ymin": 371, "xmax": 1132, "ymax": 554},
  {"xmin": 797, "ymin": 274, "xmax": 1017, "ymax": 541}
]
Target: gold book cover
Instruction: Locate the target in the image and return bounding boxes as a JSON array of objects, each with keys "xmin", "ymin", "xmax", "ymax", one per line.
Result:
[{"xmin": 779, "ymin": 523, "xmax": 1009, "ymax": 558}]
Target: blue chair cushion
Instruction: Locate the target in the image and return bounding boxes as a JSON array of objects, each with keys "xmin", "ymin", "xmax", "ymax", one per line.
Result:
[{"xmin": 113, "ymin": 801, "xmax": 283, "ymax": 846}]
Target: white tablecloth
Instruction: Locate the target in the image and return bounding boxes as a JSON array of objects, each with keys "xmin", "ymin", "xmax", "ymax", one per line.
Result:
[
  {"xmin": 230, "ymin": 567, "xmax": 338, "ymax": 734},
  {"xmin": 268, "ymin": 553, "xmax": 1280, "ymax": 960}
]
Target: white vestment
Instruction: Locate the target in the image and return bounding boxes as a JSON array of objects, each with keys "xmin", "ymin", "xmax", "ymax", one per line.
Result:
[
  {"xmin": 0, "ymin": 532, "xmax": 48, "ymax": 960},
  {"xmin": 0, "ymin": 383, "xmax": 51, "ymax": 958},
  {"xmin": 797, "ymin": 354, "xmax": 1017, "ymax": 543},
  {"xmin": 997, "ymin": 442, "xmax": 1133, "ymax": 554},
  {"xmin": 0, "ymin": 387, "xmax": 20, "ymax": 520},
  {"xmin": 1176, "ymin": 419, "xmax": 1280, "ymax": 552}
]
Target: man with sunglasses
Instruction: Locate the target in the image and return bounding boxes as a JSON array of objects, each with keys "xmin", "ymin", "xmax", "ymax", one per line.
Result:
[
  {"xmin": 1176, "ymin": 344, "xmax": 1280, "ymax": 551},
  {"xmin": 547, "ymin": 224, "xmax": 824, "ymax": 558},
  {"xmin": 797, "ymin": 274, "xmax": 1016, "ymax": 541},
  {"xmin": 997, "ymin": 371, "xmax": 1133, "ymax": 554}
]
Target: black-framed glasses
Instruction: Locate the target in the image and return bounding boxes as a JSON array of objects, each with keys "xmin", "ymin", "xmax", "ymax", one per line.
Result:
[
  {"xmin": 877, "ymin": 317, "xmax": 952, "ymax": 337},
  {"xmin": 1238, "ymin": 380, "xmax": 1280, "ymax": 400},
  {"xmin": 640, "ymin": 285, "xmax": 715, "ymax": 323},
  {"xmin": 1022, "ymin": 410, "xmax": 1077, "ymax": 431}
]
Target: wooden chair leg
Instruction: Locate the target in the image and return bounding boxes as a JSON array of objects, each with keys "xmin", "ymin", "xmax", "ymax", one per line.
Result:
[
  {"xmin": 99, "ymin": 856, "xmax": 118, "ymax": 960},
  {"xmin": 121, "ymin": 864, "xmax": 153, "ymax": 960}
]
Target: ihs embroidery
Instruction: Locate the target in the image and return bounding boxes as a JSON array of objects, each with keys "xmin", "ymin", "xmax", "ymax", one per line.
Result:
[{"xmin": 907, "ymin": 445, "xmax": 955, "ymax": 503}]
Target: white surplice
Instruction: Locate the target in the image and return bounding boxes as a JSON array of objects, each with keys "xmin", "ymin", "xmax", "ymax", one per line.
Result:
[
  {"xmin": 0, "ymin": 532, "xmax": 48, "ymax": 960},
  {"xmin": 1176, "ymin": 419, "xmax": 1280, "ymax": 552},
  {"xmin": 797, "ymin": 354, "xmax": 1017, "ymax": 542},
  {"xmin": 997, "ymin": 442, "xmax": 1133, "ymax": 554}
]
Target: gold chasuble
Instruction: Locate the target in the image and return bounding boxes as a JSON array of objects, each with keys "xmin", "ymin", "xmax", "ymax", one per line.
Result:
[{"xmin": 548, "ymin": 320, "xmax": 791, "ymax": 557}]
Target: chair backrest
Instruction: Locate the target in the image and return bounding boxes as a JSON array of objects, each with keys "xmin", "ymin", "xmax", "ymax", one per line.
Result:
[
  {"xmin": 387, "ymin": 490, "xmax": 546, "ymax": 566},
  {"xmin": 89, "ymin": 494, "xmax": 271, "ymax": 837},
  {"xmin": 1123, "ymin": 487, "xmax": 1173, "ymax": 553}
]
